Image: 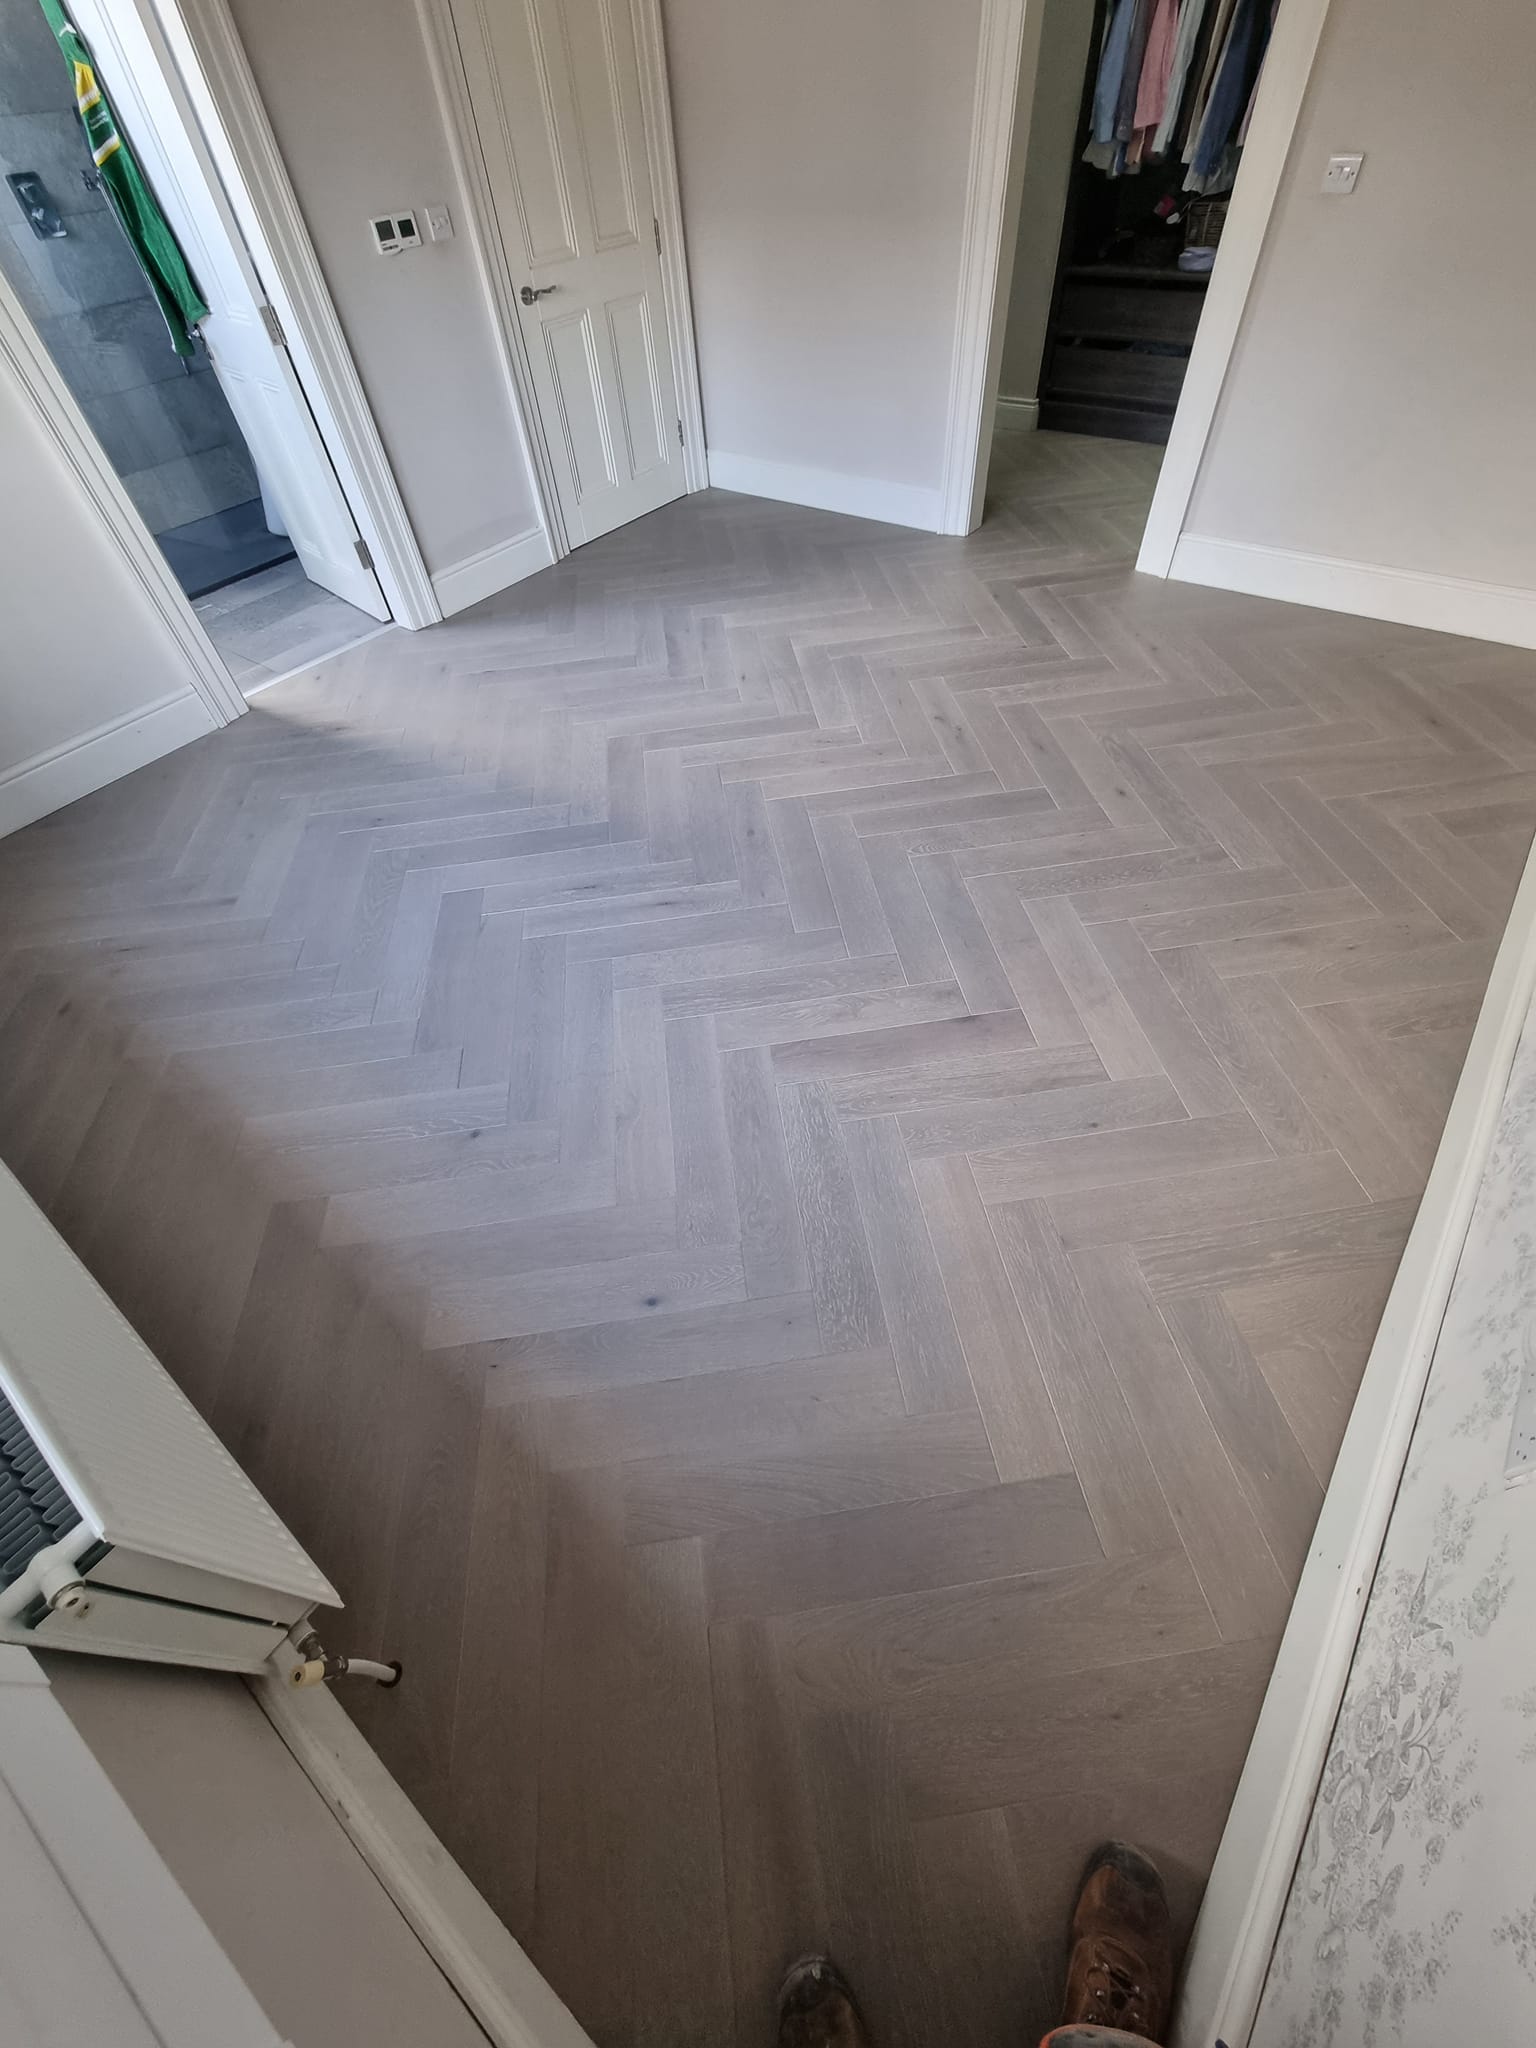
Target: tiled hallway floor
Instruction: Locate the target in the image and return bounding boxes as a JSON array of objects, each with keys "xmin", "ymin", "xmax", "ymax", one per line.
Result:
[{"xmin": 194, "ymin": 554, "xmax": 385, "ymax": 694}]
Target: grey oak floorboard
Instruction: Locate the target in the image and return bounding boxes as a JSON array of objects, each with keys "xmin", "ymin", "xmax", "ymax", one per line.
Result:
[{"xmin": 3, "ymin": 427, "xmax": 1533, "ymax": 2046}]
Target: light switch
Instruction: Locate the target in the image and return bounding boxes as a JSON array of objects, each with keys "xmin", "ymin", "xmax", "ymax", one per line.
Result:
[
  {"xmin": 1321, "ymin": 154, "xmax": 1364, "ymax": 194},
  {"xmin": 423, "ymin": 203, "xmax": 455, "ymax": 243}
]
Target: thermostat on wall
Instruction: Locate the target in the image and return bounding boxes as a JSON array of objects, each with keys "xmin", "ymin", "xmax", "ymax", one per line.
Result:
[{"xmin": 370, "ymin": 211, "xmax": 421, "ymax": 256}]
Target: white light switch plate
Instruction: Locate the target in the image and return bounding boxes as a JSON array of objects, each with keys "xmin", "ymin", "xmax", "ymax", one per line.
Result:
[
  {"xmin": 423, "ymin": 203, "xmax": 454, "ymax": 242},
  {"xmin": 1321, "ymin": 153, "xmax": 1364, "ymax": 194}
]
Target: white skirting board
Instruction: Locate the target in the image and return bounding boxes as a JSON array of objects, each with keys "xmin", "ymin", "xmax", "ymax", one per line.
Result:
[
  {"xmin": 705, "ymin": 450, "xmax": 944, "ymax": 534},
  {"xmin": 0, "ymin": 688, "xmax": 217, "ymax": 840},
  {"xmin": 250, "ymin": 1651, "xmax": 595, "ymax": 2048},
  {"xmin": 431, "ymin": 526, "xmax": 556, "ymax": 618},
  {"xmin": 1173, "ymin": 828, "xmax": 1536, "ymax": 2048},
  {"xmin": 993, "ymin": 395, "xmax": 1040, "ymax": 432},
  {"xmin": 1170, "ymin": 534, "xmax": 1536, "ymax": 653}
]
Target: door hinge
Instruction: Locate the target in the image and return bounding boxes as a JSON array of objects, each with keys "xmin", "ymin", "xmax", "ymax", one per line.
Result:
[
  {"xmin": 353, "ymin": 537, "xmax": 374, "ymax": 572},
  {"xmin": 677, "ymin": 417, "xmax": 684, "ymax": 449},
  {"xmin": 653, "ymin": 214, "xmax": 661, "ymax": 256},
  {"xmin": 258, "ymin": 302, "xmax": 286, "ymax": 349}
]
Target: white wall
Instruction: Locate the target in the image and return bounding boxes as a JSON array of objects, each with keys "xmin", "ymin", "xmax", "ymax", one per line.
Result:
[
  {"xmin": 45, "ymin": 1657, "xmax": 489, "ymax": 2048},
  {"xmin": 0, "ymin": 335, "xmax": 215, "ymax": 835},
  {"xmin": 1183, "ymin": 0, "xmax": 1536, "ymax": 600},
  {"xmin": 998, "ymin": 0, "xmax": 1094, "ymax": 409},
  {"xmin": 227, "ymin": 0, "xmax": 541, "ymax": 579},
  {"xmin": 662, "ymin": 0, "xmax": 983, "ymax": 528}
]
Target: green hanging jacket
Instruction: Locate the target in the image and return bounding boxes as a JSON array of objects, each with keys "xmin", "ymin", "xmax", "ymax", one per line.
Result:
[{"xmin": 37, "ymin": 0, "xmax": 210, "ymax": 355}]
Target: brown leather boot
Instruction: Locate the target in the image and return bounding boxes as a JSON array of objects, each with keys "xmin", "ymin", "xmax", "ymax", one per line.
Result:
[
  {"xmin": 778, "ymin": 1955, "xmax": 872, "ymax": 2048},
  {"xmin": 1042, "ymin": 1840, "xmax": 1173, "ymax": 2047}
]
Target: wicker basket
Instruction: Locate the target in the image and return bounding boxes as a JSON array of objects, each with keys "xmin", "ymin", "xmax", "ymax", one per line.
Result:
[{"xmin": 1184, "ymin": 196, "xmax": 1229, "ymax": 249}]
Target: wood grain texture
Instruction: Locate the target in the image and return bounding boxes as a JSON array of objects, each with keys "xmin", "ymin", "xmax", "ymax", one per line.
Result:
[{"xmin": 2, "ymin": 427, "xmax": 1530, "ymax": 2045}]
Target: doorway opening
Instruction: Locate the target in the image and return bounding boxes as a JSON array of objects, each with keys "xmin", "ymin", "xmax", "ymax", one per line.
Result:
[
  {"xmin": 0, "ymin": 0, "xmax": 389, "ymax": 693},
  {"xmin": 1003, "ymin": 0, "xmax": 1247, "ymax": 453},
  {"xmin": 948, "ymin": 0, "xmax": 1329, "ymax": 563}
]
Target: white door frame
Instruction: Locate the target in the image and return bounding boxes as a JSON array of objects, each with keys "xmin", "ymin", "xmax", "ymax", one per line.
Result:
[
  {"xmin": 414, "ymin": 0, "xmax": 709, "ymax": 571},
  {"xmin": 160, "ymin": 0, "xmax": 440, "ymax": 627},
  {"xmin": 0, "ymin": 264, "xmax": 245, "ymax": 729},
  {"xmin": 940, "ymin": 0, "xmax": 1336, "ymax": 547},
  {"xmin": 937, "ymin": 0, "xmax": 1037, "ymax": 537}
]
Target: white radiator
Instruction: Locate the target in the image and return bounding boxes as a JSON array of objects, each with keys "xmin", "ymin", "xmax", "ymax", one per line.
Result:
[{"xmin": 0, "ymin": 1160, "xmax": 337, "ymax": 1672}]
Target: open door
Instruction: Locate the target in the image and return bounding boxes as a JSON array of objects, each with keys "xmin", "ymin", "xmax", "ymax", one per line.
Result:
[{"xmin": 70, "ymin": 0, "xmax": 388, "ymax": 620}]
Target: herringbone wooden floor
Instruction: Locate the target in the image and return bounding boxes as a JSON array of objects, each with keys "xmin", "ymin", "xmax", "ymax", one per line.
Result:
[{"xmin": 4, "ymin": 430, "xmax": 1534, "ymax": 2046}]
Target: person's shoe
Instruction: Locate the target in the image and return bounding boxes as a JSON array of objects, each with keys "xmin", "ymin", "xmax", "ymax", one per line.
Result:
[
  {"xmin": 778, "ymin": 1955, "xmax": 871, "ymax": 2047},
  {"xmin": 1051, "ymin": 1840, "xmax": 1173, "ymax": 2046}
]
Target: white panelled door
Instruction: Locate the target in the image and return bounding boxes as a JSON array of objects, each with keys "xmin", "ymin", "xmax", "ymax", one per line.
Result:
[{"xmin": 458, "ymin": 0, "xmax": 688, "ymax": 546}]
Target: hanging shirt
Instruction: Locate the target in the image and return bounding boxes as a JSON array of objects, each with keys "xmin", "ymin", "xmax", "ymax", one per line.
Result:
[
  {"xmin": 1134, "ymin": 0, "xmax": 1182, "ymax": 132},
  {"xmin": 1090, "ymin": 0, "xmax": 1140, "ymax": 146},
  {"xmin": 36, "ymin": 0, "xmax": 209, "ymax": 354},
  {"xmin": 1181, "ymin": 0, "xmax": 1242, "ymax": 161},
  {"xmin": 1114, "ymin": 0, "xmax": 1158, "ymax": 141},
  {"xmin": 1188, "ymin": 0, "xmax": 1272, "ymax": 183},
  {"xmin": 1151, "ymin": 0, "xmax": 1214, "ymax": 155}
]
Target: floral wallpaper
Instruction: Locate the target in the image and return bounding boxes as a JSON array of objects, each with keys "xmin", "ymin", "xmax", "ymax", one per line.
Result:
[{"xmin": 1250, "ymin": 1012, "xmax": 1536, "ymax": 2048}]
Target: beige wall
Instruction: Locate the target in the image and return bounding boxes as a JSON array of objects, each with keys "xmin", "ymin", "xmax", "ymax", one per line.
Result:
[
  {"xmin": 45, "ymin": 1657, "xmax": 488, "ymax": 2048},
  {"xmin": 1186, "ymin": 0, "xmax": 1536, "ymax": 590},
  {"xmin": 999, "ymin": 0, "xmax": 1094, "ymax": 406},
  {"xmin": 228, "ymin": 0, "xmax": 540, "ymax": 577},
  {"xmin": 662, "ymin": 0, "xmax": 983, "ymax": 498},
  {"xmin": 0, "ymin": 351, "xmax": 213, "ymax": 780}
]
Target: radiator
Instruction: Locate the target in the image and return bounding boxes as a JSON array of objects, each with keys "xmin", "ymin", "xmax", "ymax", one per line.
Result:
[{"xmin": 0, "ymin": 1160, "xmax": 337, "ymax": 1673}]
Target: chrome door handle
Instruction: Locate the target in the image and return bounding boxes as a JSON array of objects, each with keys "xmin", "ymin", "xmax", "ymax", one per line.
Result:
[{"xmin": 520, "ymin": 284, "xmax": 558, "ymax": 305}]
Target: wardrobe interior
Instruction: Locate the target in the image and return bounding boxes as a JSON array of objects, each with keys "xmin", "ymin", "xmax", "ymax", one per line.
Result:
[{"xmin": 999, "ymin": 0, "xmax": 1279, "ymax": 447}]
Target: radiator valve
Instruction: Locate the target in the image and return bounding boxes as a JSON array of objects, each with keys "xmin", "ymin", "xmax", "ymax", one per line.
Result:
[{"xmin": 288, "ymin": 1629, "xmax": 402, "ymax": 1689}]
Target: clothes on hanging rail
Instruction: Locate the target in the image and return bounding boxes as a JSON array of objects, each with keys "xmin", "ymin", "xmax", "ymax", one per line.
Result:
[
  {"xmin": 1089, "ymin": 0, "xmax": 1138, "ymax": 151},
  {"xmin": 1151, "ymin": 0, "xmax": 1212, "ymax": 154},
  {"xmin": 1083, "ymin": 0, "xmax": 1278, "ymax": 190},
  {"xmin": 1134, "ymin": 0, "xmax": 1181, "ymax": 133},
  {"xmin": 1114, "ymin": 0, "xmax": 1158, "ymax": 140},
  {"xmin": 1186, "ymin": 0, "xmax": 1272, "ymax": 186}
]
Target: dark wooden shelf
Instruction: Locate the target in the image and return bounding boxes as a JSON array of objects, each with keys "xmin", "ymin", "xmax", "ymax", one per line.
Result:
[{"xmin": 1064, "ymin": 261, "xmax": 1209, "ymax": 287}]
